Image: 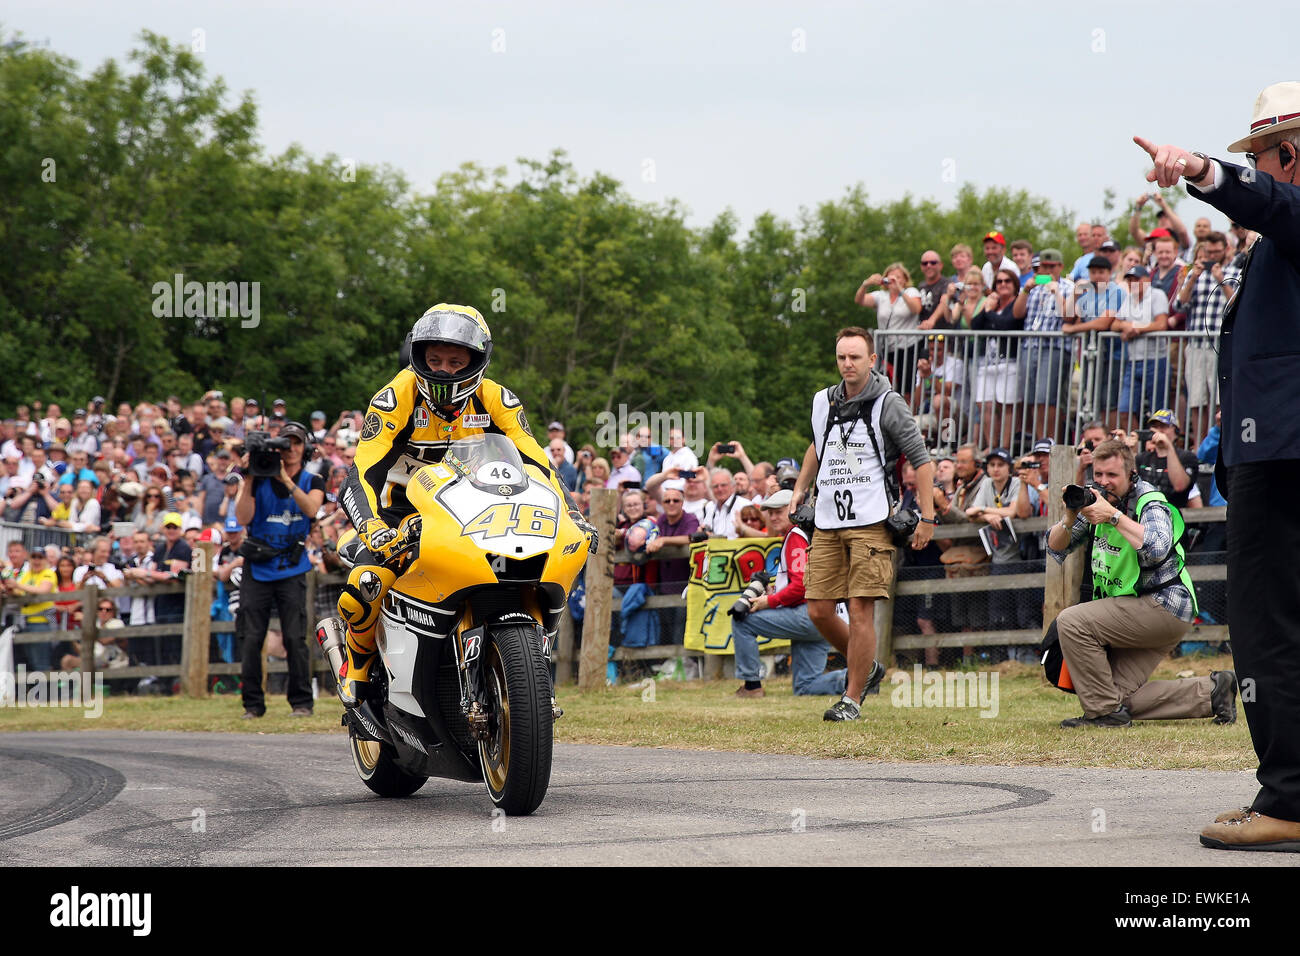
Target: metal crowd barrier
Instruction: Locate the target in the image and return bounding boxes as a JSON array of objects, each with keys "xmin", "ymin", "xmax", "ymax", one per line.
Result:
[
  {"xmin": 873, "ymin": 329, "xmax": 1222, "ymax": 455},
  {"xmin": 0, "ymin": 522, "xmax": 83, "ymax": 556}
]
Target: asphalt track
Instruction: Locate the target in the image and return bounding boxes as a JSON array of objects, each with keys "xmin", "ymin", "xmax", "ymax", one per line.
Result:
[{"xmin": 0, "ymin": 732, "xmax": 1293, "ymax": 866}]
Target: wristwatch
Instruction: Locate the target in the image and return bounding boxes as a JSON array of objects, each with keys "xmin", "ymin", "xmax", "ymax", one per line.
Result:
[
  {"xmin": 1190, "ymin": 151, "xmax": 1212, "ymax": 183},
  {"xmin": 1107, "ymin": 511, "xmax": 1122, "ymax": 526},
  {"xmin": 918, "ymin": 516, "xmax": 939, "ymax": 525}
]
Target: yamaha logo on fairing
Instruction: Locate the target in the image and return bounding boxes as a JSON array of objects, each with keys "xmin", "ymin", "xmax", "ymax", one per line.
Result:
[
  {"xmin": 392, "ymin": 723, "xmax": 428, "ymax": 754},
  {"xmin": 406, "ymin": 607, "xmax": 438, "ymax": 628}
]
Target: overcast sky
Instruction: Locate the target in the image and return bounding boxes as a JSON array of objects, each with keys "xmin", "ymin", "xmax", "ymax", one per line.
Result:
[{"xmin": 9, "ymin": 0, "xmax": 1296, "ymax": 245}]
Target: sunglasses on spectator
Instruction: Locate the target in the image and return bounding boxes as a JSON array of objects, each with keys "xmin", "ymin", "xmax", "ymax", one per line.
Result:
[
  {"xmin": 662, "ymin": 497, "xmax": 683, "ymax": 503},
  {"xmin": 920, "ymin": 259, "xmax": 941, "ymax": 266},
  {"xmin": 994, "ymin": 279, "xmax": 1015, "ymax": 286},
  {"xmin": 98, "ymin": 604, "xmax": 115, "ymax": 613}
]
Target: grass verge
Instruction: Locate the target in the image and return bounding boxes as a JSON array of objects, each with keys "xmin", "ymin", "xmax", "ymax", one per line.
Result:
[{"xmin": 0, "ymin": 656, "xmax": 1253, "ymax": 770}]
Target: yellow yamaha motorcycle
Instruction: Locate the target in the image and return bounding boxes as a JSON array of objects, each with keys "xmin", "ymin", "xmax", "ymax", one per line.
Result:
[{"xmin": 317, "ymin": 434, "xmax": 593, "ymax": 815}]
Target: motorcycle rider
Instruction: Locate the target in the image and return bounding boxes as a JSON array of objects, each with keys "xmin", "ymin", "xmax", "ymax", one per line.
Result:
[{"xmin": 335, "ymin": 303, "xmax": 594, "ymax": 707}]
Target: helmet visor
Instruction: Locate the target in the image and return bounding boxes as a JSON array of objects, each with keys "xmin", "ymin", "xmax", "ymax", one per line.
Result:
[{"xmin": 411, "ymin": 310, "xmax": 490, "ymax": 354}]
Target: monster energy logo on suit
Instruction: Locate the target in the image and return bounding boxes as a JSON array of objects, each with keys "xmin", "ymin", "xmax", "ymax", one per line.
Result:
[{"xmin": 1089, "ymin": 489, "xmax": 1197, "ymax": 611}]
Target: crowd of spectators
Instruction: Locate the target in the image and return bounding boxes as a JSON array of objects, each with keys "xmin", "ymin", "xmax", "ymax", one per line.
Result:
[
  {"xmin": 5, "ymin": 227, "xmax": 1235, "ymax": 679},
  {"xmin": 861, "ymin": 212, "xmax": 1245, "ymax": 464},
  {"xmin": 1, "ymin": 393, "xmax": 359, "ymax": 681}
]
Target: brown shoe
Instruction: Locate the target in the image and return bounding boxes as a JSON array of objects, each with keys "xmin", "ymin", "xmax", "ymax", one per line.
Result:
[
  {"xmin": 290, "ymin": 707, "xmax": 313, "ymax": 718},
  {"xmin": 1200, "ymin": 811, "xmax": 1300, "ymax": 851},
  {"xmin": 1214, "ymin": 806, "xmax": 1254, "ymax": 824},
  {"xmin": 734, "ymin": 686, "xmax": 765, "ymax": 699}
]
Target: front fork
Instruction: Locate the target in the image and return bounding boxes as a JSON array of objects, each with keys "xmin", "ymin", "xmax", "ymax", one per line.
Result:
[{"xmin": 453, "ymin": 615, "xmax": 562, "ymax": 743}]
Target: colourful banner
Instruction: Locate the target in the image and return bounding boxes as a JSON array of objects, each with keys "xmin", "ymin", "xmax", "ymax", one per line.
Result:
[{"xmin": 683, "ymin": 537, "xmax": 791, "ymax": 655}]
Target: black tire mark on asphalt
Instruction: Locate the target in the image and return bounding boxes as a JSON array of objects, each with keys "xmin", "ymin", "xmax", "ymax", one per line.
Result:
[
  {"xmin": 0, "ymin": 748, "xmax": 125, "ymax": 842},
  {"xmin": 82, "ymin": 750, "xmax": 304, "ymax": 864},
  {"xmin": 6, "ymin": 736, "xmax": 1055, "ymax": 859},
  {"xmin": 86, "ymin": 774, "xmax": 1050, "ymax": 857}
]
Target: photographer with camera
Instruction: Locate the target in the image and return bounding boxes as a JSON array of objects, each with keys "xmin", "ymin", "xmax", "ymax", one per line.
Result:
[
  {"xmin": 234, "ymin": 420, "xmax": 324, "ymax": 719},
  {"xmin": 729, "ymin": 490, "xmax": 849, "ymax": 699},
  {"xmin": 1135, "ymin": 409, "xmax": 1201, "ymax": 510},
  {"xmin": 1043, "ymin": 439, "xmax": 1233, "ymax": 728},
  {"xmin": 791, "ymin": 327, "xmax": 936, "ymax": 722}
]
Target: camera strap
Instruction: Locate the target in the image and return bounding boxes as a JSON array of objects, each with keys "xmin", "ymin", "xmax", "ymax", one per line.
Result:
[{"xmin": 859, "ymin": 397, "xmax": 900, "ymax": 512}]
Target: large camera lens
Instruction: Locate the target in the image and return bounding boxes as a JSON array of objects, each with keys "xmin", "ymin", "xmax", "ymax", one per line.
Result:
[{"xmin": 1062, "ymin": 484, "xmax": 1097, "ymax": 511}]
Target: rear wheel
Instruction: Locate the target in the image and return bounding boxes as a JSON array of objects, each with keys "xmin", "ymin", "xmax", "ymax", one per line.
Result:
[
  {"xmin": 479, "ymin": 624, "xmax": 553, "ymax": 815},
  {"xmin": 348, "ymin": 662, "xmax": 425, "ymax": 798},
  {"xmin": 350, "ymin": 733, "xmax": 427, "ymax": 797}
]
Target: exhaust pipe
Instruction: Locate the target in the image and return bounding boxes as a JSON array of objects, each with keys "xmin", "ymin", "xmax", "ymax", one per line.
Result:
[{"xmin": 315, "ymin": 617, "xmax": 347, "ymax": 681}]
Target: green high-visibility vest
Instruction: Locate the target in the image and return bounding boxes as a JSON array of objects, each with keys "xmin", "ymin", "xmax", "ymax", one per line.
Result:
[{"xmin": 1089, "ymin": 490, "xmax": 1198, "ymax": 614}]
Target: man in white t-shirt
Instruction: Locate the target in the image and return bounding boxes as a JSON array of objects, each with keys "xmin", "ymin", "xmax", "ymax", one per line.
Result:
[
  {"xmin": 661, "ymin": 426, "xmax": 699, "ymax": 474},
  {"xmin": 700, "ymin": 468, "xmax": 750, "ymax": 538},
  {"xmin": 74, "ymin": 536, "xmax": 127, "ymax": 615},
  {"xmin": 980, "ymin": 231, "xmax": 1020, "ymax": 289},
  {"xmin": 547, "ymin": 421, "xmax": 576, "ymax": 465},
  {"xmin": 1112, "ymin": 265, "xmax": 1171, "ymax": 433}
]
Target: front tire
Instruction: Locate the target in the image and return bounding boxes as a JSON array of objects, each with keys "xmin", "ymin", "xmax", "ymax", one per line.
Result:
[
  {"xmin": 350, "ymin": 733, "xmax": 427, "ymax": 798},
  {"xmin": 479, "ymin": 624, "xmax": 554, "ymax": 815}
]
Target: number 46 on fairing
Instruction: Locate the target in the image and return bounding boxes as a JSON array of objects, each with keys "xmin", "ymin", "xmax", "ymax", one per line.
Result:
[{"xmin": 461, "ymin": 503, "xmax": 559, "ymax": 539}]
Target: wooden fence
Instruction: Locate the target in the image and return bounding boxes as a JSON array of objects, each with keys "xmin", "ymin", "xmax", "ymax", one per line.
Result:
[
  {"xmin": 4, "ymin": 541, "xmax": 347, "ymax": 697},
  {"xmin": 560, "ymin": 446, "xmax": 1229, "ymax": 688}
]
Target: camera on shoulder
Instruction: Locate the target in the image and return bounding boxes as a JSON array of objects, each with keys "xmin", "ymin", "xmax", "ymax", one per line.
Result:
[{"xmin": 245, "ymin": 430, "xmax": 291, "ymax": 478}]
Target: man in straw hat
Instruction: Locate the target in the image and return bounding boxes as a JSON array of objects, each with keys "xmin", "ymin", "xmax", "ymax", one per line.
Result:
[{"xmin": 1136, "ymin": 81, "xmax": 1300, "ymax": 852}]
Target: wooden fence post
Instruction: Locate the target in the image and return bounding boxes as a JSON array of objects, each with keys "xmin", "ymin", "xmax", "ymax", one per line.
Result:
[
  {"xmin": 874, "ymin": 549, "xmax": 904, "ymax": 667},
  {"xmin": 1042, "ymin": 444, "xmax": 1085, "ymax": 631},
  {"xmin": 181, "ymin": 540, "xmax": 214, "ymax": 697},
  {"xmin": 79, "ymin": 584, "xmax": 99, "ymax": 682},
  {"xmin": 578, "ymin": 487, "xmax": 617, "ymax": 690},
  {"xmin": 555, "ymin": 610, "xmax": 576, "ymax": 685}
]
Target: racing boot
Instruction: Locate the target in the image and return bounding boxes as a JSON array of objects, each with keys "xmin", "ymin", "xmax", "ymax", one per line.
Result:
[{"xmin": 335, "ymin": 563, "xmax": 397, "ymax": 707}]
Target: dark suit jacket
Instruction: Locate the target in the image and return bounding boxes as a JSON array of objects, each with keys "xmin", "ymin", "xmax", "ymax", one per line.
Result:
[{"xmin": 1189, "ymin": 160, "xmax": 1300, "ymax": 474}]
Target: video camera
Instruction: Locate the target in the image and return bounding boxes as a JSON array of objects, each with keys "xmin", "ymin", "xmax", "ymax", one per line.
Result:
[{"xmin": 245, "ymin": 430, "xmax": 291, "ymax": 478}]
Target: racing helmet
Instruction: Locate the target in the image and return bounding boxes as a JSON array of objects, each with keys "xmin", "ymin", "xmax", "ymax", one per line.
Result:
[{"xmin": 407, "ymin": 304, "xmax": 493, "ymax": 410}]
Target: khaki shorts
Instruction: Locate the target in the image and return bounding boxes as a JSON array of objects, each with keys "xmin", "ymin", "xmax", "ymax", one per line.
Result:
[{"xmin": 805, "ymin": 523, "xmax": 896, "ymax": 601}]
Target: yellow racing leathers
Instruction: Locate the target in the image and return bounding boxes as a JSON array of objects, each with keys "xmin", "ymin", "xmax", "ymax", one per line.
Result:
[{"xmin": 333, "ymin": 369, "xmax": 575, "ymax": 704}]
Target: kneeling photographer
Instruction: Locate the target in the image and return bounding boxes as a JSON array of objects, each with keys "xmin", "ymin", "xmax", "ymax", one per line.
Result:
[
  {"xmin": 728, "ymin": 491, "xmax": 848, "ymax": 699},
  {"xmin": 234, "ymin": 421, "xmax": 325, "ymax": 718},
  {"xmin": 1043, "ymin": 439, "xmax": 1234, "ymax": 728}
]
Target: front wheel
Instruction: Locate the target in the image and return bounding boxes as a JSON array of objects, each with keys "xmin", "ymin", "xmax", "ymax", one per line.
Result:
[{"xmin": 479, "ymin": 624, "xmax": 554, "ymax": 815}]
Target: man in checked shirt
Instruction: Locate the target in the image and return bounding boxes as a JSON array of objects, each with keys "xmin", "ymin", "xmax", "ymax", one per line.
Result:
[{"xmin": 1043, "ymin": 439, "xmax": 1237, "ymax": 728}]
